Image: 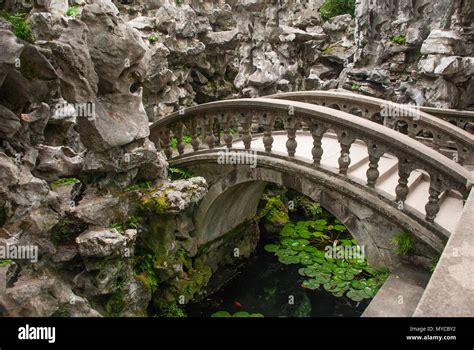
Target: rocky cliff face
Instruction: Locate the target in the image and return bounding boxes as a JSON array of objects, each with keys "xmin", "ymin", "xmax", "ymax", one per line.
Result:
[{"xmin": 0, "ymin": 0, "xmax": 472, "ymax": 316}]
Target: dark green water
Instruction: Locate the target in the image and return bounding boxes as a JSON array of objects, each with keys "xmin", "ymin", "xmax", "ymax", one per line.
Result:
[{"xmin": 186, "ymin": 241, "xmax": 370, "ymax": 317}]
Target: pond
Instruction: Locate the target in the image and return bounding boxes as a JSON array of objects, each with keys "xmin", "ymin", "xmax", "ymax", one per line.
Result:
[
  {"xmin": 186, "ymin": 190, "xmax": 388, "ymax": 318},
  {"xmin": 186, "ymin": 239, "xmax": 371, "ymax": 317}
]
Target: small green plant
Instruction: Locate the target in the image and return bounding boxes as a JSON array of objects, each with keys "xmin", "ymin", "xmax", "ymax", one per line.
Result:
[
  {"xmin": 1, "ymin": 11, "xmax": 33, "ymax": 42},
  {"xmin": 391, "ymin": 34, "xmax": 406, "ymax": 45},
  {"xmin": 66, "ymin": 6, "xmax": 79, "ymax": 18},
  {"xmin": 133, "ymin": 253, "xmax": 158, "ymax": 292},
  {"xmin": 155, "ymin": 303, "xmax": 187, "ymax": 317},
  {"xmin": 168, "ymin": 166, "xmax": 193, "ymax": 180},
  {"xmin": 126, "ymin": 215, "xmax": 140, "ymax": 230},
  {"xmin": 50, "ymin": 177, "xmax": 79, "ymax": 191},
  {"xmin": 175, "ymin": 0, "xmax": 183, "ymax": 6},
  {"xmin": 430, "ymin": 256, "xmax": 440, "ymax": 272},
  {"xmin": 110, "ymin": 223, "xmax": 124, "ymax": 231},
  {"xmin": 351, "ymin": 83, "xmax": 361, "ymax": 91},
  {"xmin": 169, "ymin": 135, "xmax": 192, "ymax": 149},
  {"xmin": 391, "ymin": 230, "xmax": 414, "ymax": 255},
  {"xmin": 123, "ymin": 181, "xmax": 153, "ymax": 193},
  {"xmin": 148, "ymin": 34, "xmax": 158, "ymax": 43},
  {"xmin": 319, "ymin": 0, "xmax": 356, "ymax": 21},
  {"xmin": 0, "ymin": 259, "xmax": 12, "ymax": 267}
]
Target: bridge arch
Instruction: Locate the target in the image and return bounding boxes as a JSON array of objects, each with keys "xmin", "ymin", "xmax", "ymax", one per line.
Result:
[{"xmin": 174, "ymin": 152, "xmax": 446, "ymax": 269}]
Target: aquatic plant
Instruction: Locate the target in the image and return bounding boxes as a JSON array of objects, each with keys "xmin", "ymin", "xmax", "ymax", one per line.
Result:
[{"xmin": 264, "ymin": 219, "xmax": 389, "ymax": 301}]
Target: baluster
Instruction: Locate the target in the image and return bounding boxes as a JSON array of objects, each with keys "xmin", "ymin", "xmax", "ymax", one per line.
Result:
[
  {"xmin": 310, "ymin": 123, "xmax": 326, "ymax": 166},
  {"xmin": 284, "ymin": 115, "xmax": 298, "ymax": 157},
  {"xmin": 366, "ymin": 143, "xmax": 383, "ymax": 188},
  {"xmin": 205, "ymin": 118, "xmax": 215, "ymax": 149},
  {"xmin": 174, "ymin": 122, "xmax": 185, "ymax": 155},
  {"xmin": 188, "ymin": 121, "xmax": 200, "ymax": 152},
  {"xmin": 425, "ymin": 178, "xmax": 442, "ymax": 222},
  {"xmin": 161, "ymin": 128, "xmax": 173, "ymax": 159},
  {"xmin": 241, "ymin": 113, "xmax": 252, "ymax": 150},
  {"xmin": 223, "ymin": 116, "xmax": 233, "ymax": 149},
  {"xmin": 262, "ymin": 114, "xmax": 274, "ymax": 153},
  {"xmin": 337, "ymin": 131, "xmax": 354, "ymax": 175},
  {"xmin": 395, "ymin": 160, "xmax": 411, "ymax": 205},
  {"xmin": 213, "ymin": 119, "xmax": 221, "ymax": 147}
]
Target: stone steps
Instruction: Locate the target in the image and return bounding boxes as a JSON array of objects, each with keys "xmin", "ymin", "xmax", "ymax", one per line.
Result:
[{"xmin": 231, "ymin": 132, "xmax": 465, "ymax": 235}]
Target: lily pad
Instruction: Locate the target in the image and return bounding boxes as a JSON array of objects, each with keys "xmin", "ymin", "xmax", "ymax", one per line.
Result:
[
  {"xmin": 211, "ymin": 311, "xmax": 232, "ymax": 317},
  {"xmin": 301, "ymin": 279, "xmax": 321, "ymax": 290},
  {"xmin": 263, "ymin": 244, "xmax": 280, "ymax": 253}
]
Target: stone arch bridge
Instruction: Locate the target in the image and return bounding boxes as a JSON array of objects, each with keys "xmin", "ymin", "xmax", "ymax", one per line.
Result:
[{"xmin": 149, "ymin": 91, "xmax": 474, "ymax": 316}]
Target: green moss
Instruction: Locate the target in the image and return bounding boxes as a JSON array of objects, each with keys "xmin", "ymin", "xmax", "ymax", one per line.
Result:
[
  {"xmin": 104, "ymin": 290, "xmax": 126, "ymax": 316},
  {"xmin": 391, "ymin": 230, "xmax": 415, "ymax": 255},
  {"xmin": 1, "ymin": 11, "xmax": 33, "ymax": 42},
  {"xmin": 391, "ymin": 34, "xmax": 406, "ymax": 45},
  {"xmin": 319, "ymin": 0, "xmax": 356, "ymax": 21},
  {"xmin": 50, "ymin": 177, "xmax": 79, "ymax": 191},
  {"xmin": 51, "ymin": 217, "xmax": 88, "ymax": 245},
  {"xmin": 139, "ymin": 194, "xmax": 170, "ymax": 214},
  {"xmin": 155, "ymin": 303, "xmax": 187, "ymax": 317}
]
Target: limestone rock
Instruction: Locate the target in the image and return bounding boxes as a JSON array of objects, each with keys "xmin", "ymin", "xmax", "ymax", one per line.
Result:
[
  {"xmin": 75, "ymin": 227, "xmax": 132, "ymax": 258},
  {"xmin": 0, "ymin": 105, "xmax": 21, "ymax": 138}
]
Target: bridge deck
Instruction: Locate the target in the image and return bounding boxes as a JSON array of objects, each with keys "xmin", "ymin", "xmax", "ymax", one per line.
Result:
[{"xmin": 231, "ymin": 132, "xmax": 464, "ymax": 233}]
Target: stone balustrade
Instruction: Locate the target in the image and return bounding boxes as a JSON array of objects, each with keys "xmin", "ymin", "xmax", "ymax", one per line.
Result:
[
  {"xmin": 268, "ymin": 91, "xmax": 474, "ymax": 166},
  {"xmin": 150, "ymin": 98, "xmax": 473, "ymax": 231}
]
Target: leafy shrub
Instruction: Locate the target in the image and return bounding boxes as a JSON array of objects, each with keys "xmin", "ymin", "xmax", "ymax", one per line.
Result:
[
  {"xmin": 2, "ymin": 11, "xmax": 33, "ymax": 42},
  {"xmin": 319, "ymin": 0, "xmax": 356, "ymax": 21},
  {"xmin": 391, "ymin": 34, "xmax": 406, "ymax": 45}
]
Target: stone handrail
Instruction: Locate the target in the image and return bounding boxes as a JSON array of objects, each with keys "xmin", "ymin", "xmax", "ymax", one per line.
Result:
[
  {"xmin": 149, "ymin": 98, "xmax": 473, "ymax": 229},
  {"xmin": 267, "ymin": 91, "xmax": 474, "ymax": 166}
]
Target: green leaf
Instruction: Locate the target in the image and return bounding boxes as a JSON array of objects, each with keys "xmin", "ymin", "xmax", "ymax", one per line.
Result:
[
  {"xmin": 263, "ymin": 244, "xmax": 280, "ymax": 253},
  {"xmin": 232, "ymin": 311, "xmax": 250, "ymax": 318},
  {"xmin": 301, "ymin": 279, "xmax": 321, "ymax": 290},
  {"xmin": 211, "ymin": 311, "xmax": 232, "ymax": 317},
  {"xmin": 249, "ymin": 313, "xmax": 264, "ymax": 318}
]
